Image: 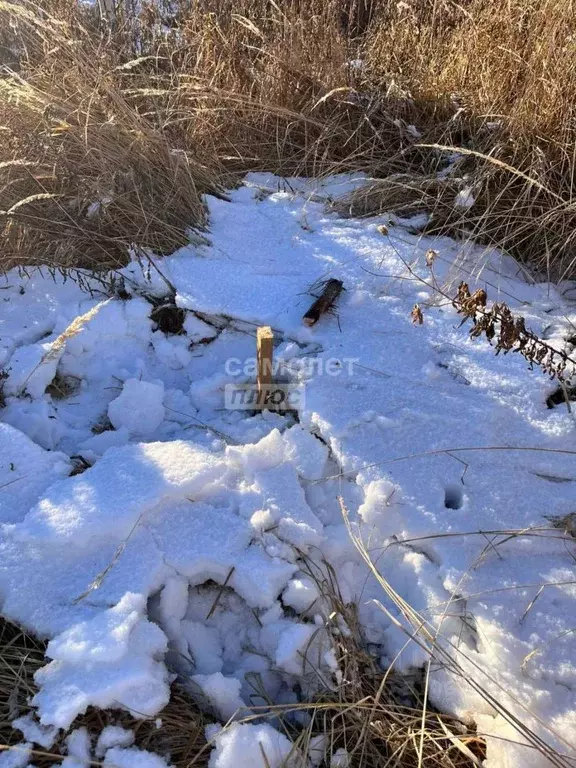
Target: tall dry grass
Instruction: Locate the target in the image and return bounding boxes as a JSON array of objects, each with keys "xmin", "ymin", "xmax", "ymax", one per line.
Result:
[{"xmin": 2, "ymin": 0, "xmax": 576, "ymax": 274}]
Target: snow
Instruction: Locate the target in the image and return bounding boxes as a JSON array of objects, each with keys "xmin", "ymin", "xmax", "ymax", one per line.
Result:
[
  {"xmin": 207, "ymin": 723, "xmax": 300, "ymax": 768},
  {"xmin": 191, "ymin": 672, "xmax": 245, "ymax": 721},
  {"xmin": 64, "ymin": 727, "xmax": 91, "ymax": 768},
  {"xmin": 0, "ymin": 423, "xmax": 70, "ymax": 524},
  {"xmin": 103, "ymin": 747, "xmax": 171, "ymax": 768},
  {"xmin": 4, "ymin": 340, "xmax": 61, "ymax": 399},
  {"xmin": 12, "ymin": 714, "xmax": 58, "ymax": 749},
  {"xmin": 0, "ymin": 173, "xmax": 575, "ymax": 767},
  {"xmin": 15, "ymin": 440, "xmax": 227, "ymax": 546},
  {"xmin": 108, "ymin": 379, "xmax": 165, "ymax": 436},
  {"xmin": 330, "ymin": 748, "xmax": 350, "ymax": 768},
  {"xmin": 0, "ymin": 745, "xmax": 32, "ymax": 768},
  {"xmin": 34, "ymin": 602, "xmax": 169, "ymax": 728},
  {"xmin": 95, "ymin": 726, "xmax": 135, "ymax": 758}
]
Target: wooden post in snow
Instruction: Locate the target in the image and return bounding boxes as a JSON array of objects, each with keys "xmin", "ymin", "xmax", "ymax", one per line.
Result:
[{"xmin": 257, "ymin": 326, "xmax": 274, "ymax": 408}]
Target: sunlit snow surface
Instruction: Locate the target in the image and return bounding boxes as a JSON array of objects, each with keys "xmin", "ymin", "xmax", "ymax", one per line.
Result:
[{"xmin": 1, "ymin": 173, "xmax": 575, "ymax": 767}]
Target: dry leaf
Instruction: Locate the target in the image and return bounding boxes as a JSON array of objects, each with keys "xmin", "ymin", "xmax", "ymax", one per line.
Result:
[{"xmin": 411, "ymin": 304, "xmax": 424, "ymax": 324}]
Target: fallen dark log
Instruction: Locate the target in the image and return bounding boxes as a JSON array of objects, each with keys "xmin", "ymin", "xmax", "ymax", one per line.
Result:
[{"xmin": 302, "ymin": 279, "xmax": 344, "ymax": 327}]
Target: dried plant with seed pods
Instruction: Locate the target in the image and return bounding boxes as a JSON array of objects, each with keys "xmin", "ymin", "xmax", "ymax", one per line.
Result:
[{"xmin": 453, "ymin": 282, "xmax": 573, "ymax": 380}]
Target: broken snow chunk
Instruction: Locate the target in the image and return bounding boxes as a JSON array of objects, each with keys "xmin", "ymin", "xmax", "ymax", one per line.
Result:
[
  {"xmin": 181, "ymin": 620, "xmax": 223, "ymax": 675},
  {"xmin": 151, "ymin": 332, "xmax": 193, "ymax": 370},
  {"xmin": 15, "ymin": 440, "xmax": 226, "ymax": 546},
  {"xmin": 357, "ymin": 479, "xmax": 403, "ymax": 535},
  {"xmin": 108, "ymin": 378, "xmax": 165, "ymax": 437},
  {"xmin": 0, "ymin": 423, "xmax": 70, "ymax": 525},
  {"xmin": 226, "ymin": 429, "xmax": 286, "ymax": 476},
  {"xmin": 163, "ymin": 389, "xmax": 197, "ymax": 424},
  {"xmin": 151, "ymin": 502, "xmax": 294, "ymax": 608},
  {"xmin": 12, "ymin": 714, "xmax": 58, "ymax": 749},
  {"xmin": 282, "ymin": 576, "xmax": 320, "ymax": 613},
  {"xmin": 0, "ymin": 743, "xmax": 32, "ymax": 768},
  {"xmin": 65, "ymin": 727, "xmax": 91, "ymax": 767},
  {"xmin": 454, "ymin": 186, "xmax": 475, "ymax": 209},
  {"xmin": 103, "ymin": 747, "xmax": 171, "ymax": 768},
  {"xmin": 331, "ymin": 748, "xmax": 350, "ymax": 768},
  {"xmin": 308, "ymin": 734, "xmax": 328, "ymax": 767},
  {"xmin": 33, "ymin": 649, "xmax": 170, "ymax": 729},
  {"xmin": 207, "ymin": 722, "xmax": 300, "ymax": 768},
  {"xmin": 95, "ymin": 726, "xmax": 135, "ymax": 758},
  {"xmin": 254, "ymin": 464, "xmax": 323, "ymax": 549},
  {"xmin": 227, "ymin": 544, "xmax": 296, "ymax": 608},
  {"xmin": 33, "ymin": 598, "xmax": 169, "ymax": 729},
  {"xmin": 1, "ymin": 399, "xmax": 61, "ymax": 450},
  {"xmin": 5, "ymin": 341, "xmax": 62, "ymax": 399},
  {"xmin": 46, "ymin": 593, "xmax": 149, "ymax": 665},
  {"xmin": 184, "ymin": 313, "xmax": 218, "ymax": 343},
  {"xmin": 77, "ymin": 427, "xmax": 130, "ymax": 460},
  {"xmin": 191, "ymin": 672, "xmax": 245, "ymax": 721},
  {"xmin": 275, "ymin": 623, "xmax": 316, "ymax": 675},
  {"xmin": 282, "ymin": 425, "xmax": 328, "ymax": 481}
]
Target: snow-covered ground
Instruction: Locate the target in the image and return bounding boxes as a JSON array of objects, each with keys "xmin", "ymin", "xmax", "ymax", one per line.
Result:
[{"xmin": 0, "ymin": 173, "xmax": 575, "ymax": 768}]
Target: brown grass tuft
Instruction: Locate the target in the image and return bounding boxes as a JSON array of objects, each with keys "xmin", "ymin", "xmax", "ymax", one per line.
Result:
[{"xmin": 3, "ymin": 0, "xmax": 576, "ymax": 279}]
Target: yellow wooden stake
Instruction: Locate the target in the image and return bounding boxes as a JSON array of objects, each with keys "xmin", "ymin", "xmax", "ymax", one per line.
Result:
[{"xmin": 257, "ymin": 325, "xmax": 274, "ymax": 408}]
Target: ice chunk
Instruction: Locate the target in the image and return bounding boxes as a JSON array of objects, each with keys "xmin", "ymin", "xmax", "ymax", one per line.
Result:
[
  {"xmin": 95, "ymin": 727, "xmax": 135, "ymax": 758},
  {"xmin": 108, "ymin": 379, "xmax": 165, "ymax": 437},
  {"xmin": 191, "ymin": 672, "xmax": 245, "ymax": 721},
  {"xmin": 103, "ymin": 747, "xmax": 170, "ymax": 768},
  {"xmin": 207, "ymin": 722, "xmax": 300, "ymax": 768},
  {"xmin": 15, "ymin": 440, "xmax": 227, "ymax": 546}
]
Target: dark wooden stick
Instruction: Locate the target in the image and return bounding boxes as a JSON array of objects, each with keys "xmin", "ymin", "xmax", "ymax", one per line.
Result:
[{"xmin": 302, "ymin": 279, "xmax": 344, "ymax": 327}]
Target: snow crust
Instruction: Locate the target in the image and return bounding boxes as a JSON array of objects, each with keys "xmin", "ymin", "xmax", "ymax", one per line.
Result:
[{"xmin": 0, "ymin": 172, "xmax": 575, "ymax": 767}]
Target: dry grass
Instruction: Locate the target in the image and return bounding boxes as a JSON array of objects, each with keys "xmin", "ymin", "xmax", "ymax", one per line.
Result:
[
  {"xmin": 2, "ymin": 0, "xmax": 575, "ymax": 280},
  {"xmin": 0, "ymin": 0, "xmax": 222, "ymax": 271},
  {"xmin": 0, "ymin": 0, "xmax": 575, "ymax": 278},
  {"xmin": 278, "ymin": 556, "xmax": 486, "ymax": 768}
]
